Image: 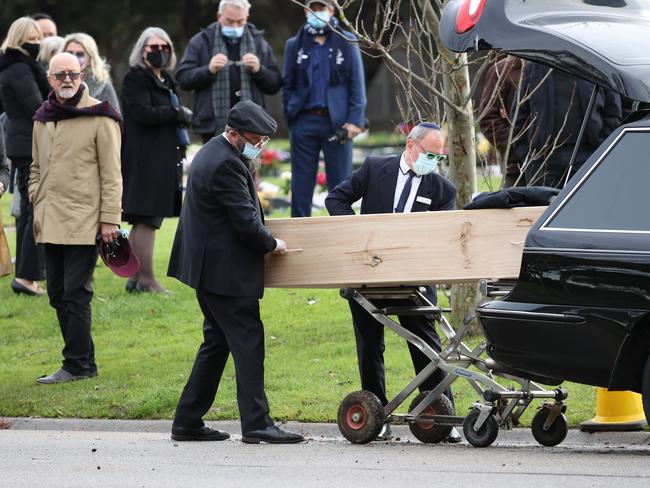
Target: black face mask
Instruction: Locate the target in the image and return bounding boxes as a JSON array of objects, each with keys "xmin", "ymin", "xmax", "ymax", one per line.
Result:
[
  {"xmin": 21, "ymin": 42, "xmax": 40, "ymax": 59},
  {"xmin": 146, "ymin": 51, "xmax": 169, "ymax": 69}
]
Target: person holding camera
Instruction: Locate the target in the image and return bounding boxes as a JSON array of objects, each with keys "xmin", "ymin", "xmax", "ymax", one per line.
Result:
[
  {"xmin": 121, "ymin": 27, "xmax": 191, "ymax": 293},
  {"xmin": 176, "ymin": 0, "xmax": 282, "ymax": 144},
  {"xmin": 283, "ymin": 0, "xmax": 367, "ymax": 217}
]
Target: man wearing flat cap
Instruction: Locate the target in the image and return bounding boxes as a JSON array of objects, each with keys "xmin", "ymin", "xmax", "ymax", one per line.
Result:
[{"xmin": 168, "ymin": 100, "xmax": 304, "ymax": 444}]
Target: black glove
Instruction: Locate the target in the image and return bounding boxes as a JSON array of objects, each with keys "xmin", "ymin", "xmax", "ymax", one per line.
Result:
[{"xmin": 178, "ymin": 106, "xmax": 193, "ymax": 126}]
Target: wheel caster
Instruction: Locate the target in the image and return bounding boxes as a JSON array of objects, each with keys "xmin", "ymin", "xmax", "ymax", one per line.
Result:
[
  {"xmin": 337, "ymin": 390, "xmax": 385, "ymax": 444},
  {"xmin": 463, "ymin": 408, "xmax": 499, "ymax": 448},
  {"xmin": 408, "ymin": 391, "xmax": 454, "ymax": 443},
  {"xmin": 531, "ymin": 406, "xmax": 568, "ymax": 447}
]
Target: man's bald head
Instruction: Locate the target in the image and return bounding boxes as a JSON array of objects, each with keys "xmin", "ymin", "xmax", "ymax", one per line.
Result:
[
  {"xmin": 48, "ymin": 52, "xmax": 83, "ymax": 102},
  {"xmin": 49, "ymin": 52, "xmax": 80, "ymax": 73}
]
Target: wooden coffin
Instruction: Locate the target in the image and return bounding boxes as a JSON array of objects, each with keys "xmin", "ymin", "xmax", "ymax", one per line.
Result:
[{"xmin": 264, "ymin": 207, "xmax": 546, "ymax": 288}]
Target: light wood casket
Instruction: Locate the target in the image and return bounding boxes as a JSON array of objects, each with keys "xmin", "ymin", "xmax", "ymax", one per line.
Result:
[{"xmin": 264, "ymin": 207, "xmax": 546, "ymax": 288}]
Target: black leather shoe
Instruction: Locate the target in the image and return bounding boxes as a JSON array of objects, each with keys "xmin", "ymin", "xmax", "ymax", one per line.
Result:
[
  {"xmin": 241, "ymin": 424, "xmax": 304, "ymax": 444},
  {"xmin": 171, "ymin": 426, "xmax": 230, "ymax": 441},
  {"xmin": 445, "ymin": 427, "xmax": 462, "ymax": 444}
]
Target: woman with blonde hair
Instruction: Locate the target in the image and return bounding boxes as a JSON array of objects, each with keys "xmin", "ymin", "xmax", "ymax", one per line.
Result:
[
  {"xmin": 0, "ymin": 17, "xmax": 49, "ymax": 295},
  {"xmin": 63, "ymin": 32, "xmax": 120, "ymax": 112}
]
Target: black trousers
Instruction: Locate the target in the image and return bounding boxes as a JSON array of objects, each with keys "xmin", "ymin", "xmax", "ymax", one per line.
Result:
[
  {"xmin": 173, "ymin": 290, "xmax": 273, "ymax": 434},
  {"xmin": 44, "ymin": 244, "xmax": 98, "ymax": 375},
  {"xmin": 348, "ymin": 292, "xmax": 453, "ymax": 407},
  {"xmin": 14, "ymin": 159, "xmax": 45, "ymax": 281}
]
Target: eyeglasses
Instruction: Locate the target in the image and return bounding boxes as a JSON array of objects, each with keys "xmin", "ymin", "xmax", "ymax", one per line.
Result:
[
  {"xmin": 239, "ymin": 132, "xmax": 270, "ymax": 149},
  {"xmin": 52, "ymin": 71, "xmax": 81, "ymax": 81},
  {"xmin": 67, "ymin": 50, "xmax": 86, "ymax": 59},
  {"xmin": 415, "ymin": 143, "xmax": 448, "ymax": 163},
  {"xmin": 145, "ymin": 44, "xmax": 171, "ymax": 53}
]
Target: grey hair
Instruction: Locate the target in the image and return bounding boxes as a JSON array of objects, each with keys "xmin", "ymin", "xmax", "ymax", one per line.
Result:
[
  {"xmin": 218, "ymin": 0, "xmax": 251, "ymax": 13},
  {"xmin": 407, "ymin": 124, "xmax": 441, "ymax": 143},
  {"xmin": 128, "ymin": 27, "xmax": 177, "ymax": 70}
]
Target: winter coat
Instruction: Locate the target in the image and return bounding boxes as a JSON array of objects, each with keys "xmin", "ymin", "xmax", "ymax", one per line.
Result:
[
  {"xmin": 0, "ymin": 48, "xmax": 50, "ymax": 159},
  {"xmin": 176, "ymin": 22, "xmax": 282, "ymax": 135},
  {"xmin": 121, "ymin": 67, "xmax": 185, "ymax": 218},
  {"xmin": 29, "ymin": 87, "xmax": 122, "ymax": 245}
]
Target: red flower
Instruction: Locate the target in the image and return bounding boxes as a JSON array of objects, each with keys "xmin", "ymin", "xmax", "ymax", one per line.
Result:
[
  {"xmin": 261, "ymin": 148, "xmax": 278, "ymax": 166},
  {"xmin": 316, "ymin": 171, "xmax": 327, "ymax": 187}
]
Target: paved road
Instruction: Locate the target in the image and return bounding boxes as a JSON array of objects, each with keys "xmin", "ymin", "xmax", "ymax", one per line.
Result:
[{"xmin": 2, "ymin": 419, "xmax": 649, "ymax": 488}]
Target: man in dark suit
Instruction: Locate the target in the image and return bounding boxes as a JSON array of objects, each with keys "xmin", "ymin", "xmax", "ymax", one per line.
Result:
[
  {"xmin": 168, "ymin": 101, "xmax": 303, "ymax": 444},
  {"xmin": 325, "ymin": 122, "xmax": 461, "ymax": 442}
]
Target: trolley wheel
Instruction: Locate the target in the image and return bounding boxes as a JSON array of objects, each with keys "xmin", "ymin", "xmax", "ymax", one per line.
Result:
[
  {"xmin": 337, "ymin": 390, "xmax": 385, "ymax": 444},
  {"xmin": 531, "ymin": 407, "xmax": 568, "ymax": 447},
  {"xmin": 408, "ymin": 391, "xmax": 455, "ymax": 443},
  {"xmin": 463, "ymin": 408, "xmax": 499, "ymax": 448}
]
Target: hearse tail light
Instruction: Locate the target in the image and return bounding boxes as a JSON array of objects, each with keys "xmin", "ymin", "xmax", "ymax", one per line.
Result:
[{"xmin": 456, "ymin": 0, "xmax": 486, "ymax": 34}]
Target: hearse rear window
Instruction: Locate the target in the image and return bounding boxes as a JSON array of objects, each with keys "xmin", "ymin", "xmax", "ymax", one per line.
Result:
[{"xmin": 546, "ymin": 130, "xmax": 650, "ymax": 232}]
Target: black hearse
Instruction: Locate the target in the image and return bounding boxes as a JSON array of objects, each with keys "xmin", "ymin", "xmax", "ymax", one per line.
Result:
[{"xmin": 440, "ymin": 0, "xmax": 650, "ymax": 421}]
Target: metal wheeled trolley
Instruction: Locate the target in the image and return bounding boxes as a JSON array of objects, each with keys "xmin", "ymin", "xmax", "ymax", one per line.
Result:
[{"xmin": 336, "ymin": 284, "xmax": 569, "ymax": 448}]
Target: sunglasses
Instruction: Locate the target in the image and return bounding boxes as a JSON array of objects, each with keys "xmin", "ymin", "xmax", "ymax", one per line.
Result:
[
  {"xmin": 415, "ymin": 143, "xmax": 448, "ymax": 163},
  {"xmin": 52, "ymin": 71, "xmax": 81, "ymax": 81},
  {"xmin": 146, "ymin": 44, "xmax": 171, "ymax": 53},
  {"xmin": 67, "ymin": 50, "xmax": 86, "ymax": 58}
]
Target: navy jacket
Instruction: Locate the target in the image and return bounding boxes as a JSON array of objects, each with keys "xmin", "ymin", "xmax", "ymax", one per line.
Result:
[
  {"xmin": 325, "ymin": 155, "xmax": 457, "ymax": 216},
  {"xmin": 176, "ymin": 22, "xmax": 282, "ymax": 135},
  {"xmin": 283, "ymin": 26, "xmax": 366, "ymax": 129},
  {"xmin": 167, "ymin": 136, "xmax": 276, "ymax": 298}
]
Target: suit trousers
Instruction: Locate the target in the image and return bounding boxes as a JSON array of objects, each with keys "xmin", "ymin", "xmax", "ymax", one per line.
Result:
[
  {"xmin": 44, "ymin": 244, "xmax": 98, "ymax": 375},
  {"xmin": 173, "ymin": 290, "xmax": 273, "ymax": 434},
  {"xmin": 348, "ymin": 297, "xmax": 453, "ymax": 407},
  {"xmin": 289, "ymin": 112, "xmax": 353, "ymax": 217},
  {"xmin": 14, "ymin": 158, "xmax": 45, "ymax": 281}
]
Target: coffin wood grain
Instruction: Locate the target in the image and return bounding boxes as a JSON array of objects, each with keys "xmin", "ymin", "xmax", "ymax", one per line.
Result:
[{"xmin": 264, "ymin": 207, "xmax": 545, "ymax": 288}]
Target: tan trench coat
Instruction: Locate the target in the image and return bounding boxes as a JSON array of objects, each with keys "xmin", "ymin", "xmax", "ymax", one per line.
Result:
[{"xmin": 29, "ymin": 88, "xmax": 122, "ymax": 245}]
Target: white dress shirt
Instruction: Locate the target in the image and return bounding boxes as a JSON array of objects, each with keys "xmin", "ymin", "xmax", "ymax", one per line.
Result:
[{"xmin": 392, "ymin": 154, "xmax": 423, "ymax": 213}]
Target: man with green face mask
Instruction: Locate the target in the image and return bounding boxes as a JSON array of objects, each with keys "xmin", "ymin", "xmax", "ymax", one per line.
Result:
[
  {"xmin": 325, "ymin": 123, "xmax": 460, "ymax": 442},
  {"xmin": 176, "ymin": 0, "xmax": 282, "ymax": 144}
]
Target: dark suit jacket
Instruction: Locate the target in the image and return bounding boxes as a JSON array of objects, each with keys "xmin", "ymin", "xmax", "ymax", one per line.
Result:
[
  {"xmin": 325, "ymin": 155, "xmax": 457, "ymax": 216},
  {"xmin": 167, "ymin": 135, "xmax": 276, "ymax": 298}
]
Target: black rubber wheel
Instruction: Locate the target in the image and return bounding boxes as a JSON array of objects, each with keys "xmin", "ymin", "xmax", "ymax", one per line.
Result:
[
  {"xmin": 643, "ymin": 357, "xmax": 650, "ymax": 425},
  {"xmin": 408, "ymin": 391, "xmax": 455, "ymax": 443},
  {"xmin": 531, "ymin": 407, "xmax": 568, "ymax": 447},
  {"xmin": 463, "ymin": 408, "xmax": 499, "ymax": 448},
  {"xmin": 337, "ymin": 390, "xmax": 385, "ymax": 444}
]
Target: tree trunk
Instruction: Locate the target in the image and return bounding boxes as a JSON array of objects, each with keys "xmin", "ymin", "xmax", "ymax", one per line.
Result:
[{"xmin": 442, "ymin": 54, "xmax": 481, "ymax": 335}]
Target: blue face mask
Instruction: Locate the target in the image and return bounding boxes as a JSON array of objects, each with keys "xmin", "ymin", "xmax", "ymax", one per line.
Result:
[
  {"xmin": 411, "ymin": 143, "xmax": 447, "ymax": 176},
  {"xmin": 222, "ymin": 26, "xmax": 244, "ymax": 39},
  {"xmin": 241, "ymin": 142, "xmax": 262, "ymax": 160},
  {"xmin": 306, "ymin": 11, "xmax": 331, "ymax": 29}
]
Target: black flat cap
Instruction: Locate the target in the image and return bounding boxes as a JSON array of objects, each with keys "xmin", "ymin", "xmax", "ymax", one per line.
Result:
[{"xmin": 227, "ymin": 100, "xmax": 278, "ymax": 136}]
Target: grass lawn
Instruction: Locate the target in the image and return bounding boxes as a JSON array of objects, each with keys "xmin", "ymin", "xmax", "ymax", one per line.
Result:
[{"xmin": 0, "ymin": 182, "xmax": 597, "ymax": 427}]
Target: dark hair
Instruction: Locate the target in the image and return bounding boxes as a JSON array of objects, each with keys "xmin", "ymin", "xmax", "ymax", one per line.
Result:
[{"xmin": 32, "ymin": 13, "xmax": 54, "ymax": 21}]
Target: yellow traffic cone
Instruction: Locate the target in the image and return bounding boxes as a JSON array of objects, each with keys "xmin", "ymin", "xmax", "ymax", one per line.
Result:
[{"xmin": 580, "ymin": 388, "xmax": 647, "ymax": 431}]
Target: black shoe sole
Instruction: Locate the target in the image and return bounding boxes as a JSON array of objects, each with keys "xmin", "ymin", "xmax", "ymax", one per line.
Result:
[
  {"xmin": 171, "ymin": 433, "xmax": 230, "ymax": 442},
  {"xmin": 241, "ymin": 436, "xmax": 304, "ymax": 444}
]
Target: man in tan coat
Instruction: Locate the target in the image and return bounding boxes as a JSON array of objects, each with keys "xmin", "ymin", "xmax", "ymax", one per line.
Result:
[{"xmin": 30, "ymin": 52, "xmax": 122, "ymax": 384}]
